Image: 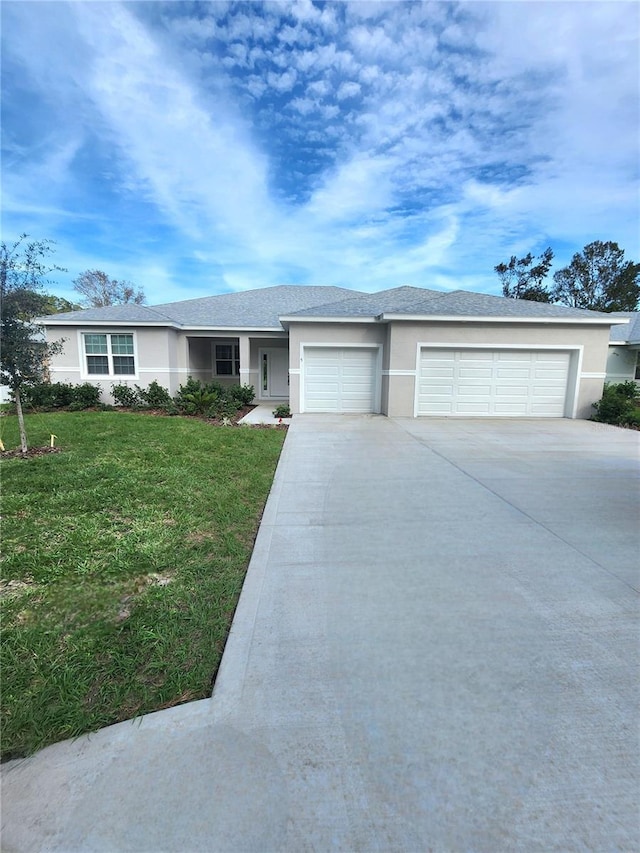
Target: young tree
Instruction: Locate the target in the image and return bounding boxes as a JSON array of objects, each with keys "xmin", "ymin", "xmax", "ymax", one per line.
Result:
[
  {"xmin": 1, "ymin": 235, "xmax": 66, "ymax": 454},
  {"xmin": 551, "ymin": 241, "xmax": 640, "ymax": 311},
  {"xmin": 73, "ymin": 270, "xmax": 145, "ymax": 307},
  {"xmin": 494, "ymin": 248, "xmax": 553, "ymax": 302}
]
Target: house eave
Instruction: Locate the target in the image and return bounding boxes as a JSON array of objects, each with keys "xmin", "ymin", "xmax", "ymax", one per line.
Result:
[
  {"xmin": 39, "ymin": 319, "xmax": 286, "ymax": 333},
  {"xmin": 378, "ymin": 314, "xmax": 625, "ymax": 325},
  {"xmin": 39, "ymin": 319, "xmax": 181, "ymax": 329},
  {"xmin": 279, "ymin": 316, "xmax": 379, "ymax": 324}
]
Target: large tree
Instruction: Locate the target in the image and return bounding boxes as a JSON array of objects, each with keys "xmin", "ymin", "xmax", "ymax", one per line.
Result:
[
  {"xmin": 494, "ymin": 248, "xmax": 553, "ymax": 302},
  {"xmin": 1, "ymin": 235, "xmax": 66, "ymax": 453},
  {"xmin": 551, "ymin": 241, "xmax": 640, "ymax": 312},
  {"xmin": 73, "ymin": 269, "xmax": 145, "ymax": 307},
  {"xmin": 9, "ymin": 291, "xmax": 81, "ymax": 320}
]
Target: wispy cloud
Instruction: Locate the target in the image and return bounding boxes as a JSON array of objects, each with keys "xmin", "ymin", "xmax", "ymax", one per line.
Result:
[{"xmin": 1, "ymin": 0, "xmax": 638, "ymax": 301}]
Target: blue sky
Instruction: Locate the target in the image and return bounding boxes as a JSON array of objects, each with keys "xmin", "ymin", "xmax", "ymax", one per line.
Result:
[{"xmin": 2, "ymin": 1, "xmax": 639, "ymax": 305}]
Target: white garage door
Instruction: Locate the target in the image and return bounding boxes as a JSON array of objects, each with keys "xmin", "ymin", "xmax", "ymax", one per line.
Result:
[
  {"xmin": 303, "ymin": 347, "xmax": 378, "ymax": 413},
  {"xmin": 418, "ymin": 349, "xmax": 571, "ymax": 417}
]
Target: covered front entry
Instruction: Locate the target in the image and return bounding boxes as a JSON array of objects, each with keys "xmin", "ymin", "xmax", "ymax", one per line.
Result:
[
  {"xmin": 417, "ymin": 348, "xmax": 571, "ymax": 417},
  {"xmin": 302, "ymin": 346, "xmax": 379, "ymax": 413}
]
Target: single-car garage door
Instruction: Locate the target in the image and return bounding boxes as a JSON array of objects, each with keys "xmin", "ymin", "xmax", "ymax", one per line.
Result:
[
  {"xmin": 418, "ymin": 349, "xmax": 571, "ymax": 417},
  {"xmin": 303, "ymin": 347, "xmax": 378, "ymax": 413}
]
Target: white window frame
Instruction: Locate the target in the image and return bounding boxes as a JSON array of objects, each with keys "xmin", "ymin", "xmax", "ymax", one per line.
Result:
[
  {"xmin": 213, "ymin": 340, "xmax": 240, "ymax": 377},
  {"xmin": 79, "ymin": 331, "xmax": 139, "ymax": 380}
]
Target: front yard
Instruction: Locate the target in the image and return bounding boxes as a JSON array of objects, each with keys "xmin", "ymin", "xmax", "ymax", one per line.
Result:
[{"xmin": 0, "ymin": 412, "xmax": 285, "ymax": 759}]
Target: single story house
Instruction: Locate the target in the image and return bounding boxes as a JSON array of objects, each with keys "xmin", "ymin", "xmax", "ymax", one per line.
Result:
[
  {"xmin": 605, "ymin": 312, "xmax": 640, "ymax": 388},
  {"xmin": 38, "ymin": 284, "xmax": 625, "ymax": 419}
]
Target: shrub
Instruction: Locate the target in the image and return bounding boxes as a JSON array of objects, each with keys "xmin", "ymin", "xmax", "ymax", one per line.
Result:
[
  {"xmin": 22, "ymin": 382, "xmax": 74, "ymax": 409},
  {"xmin": 136, "ymin": 381, "xmax": 173, "ymax": 409},
  {"xmin": 609, "ymin": 380, "xmax": 639, "ymax": 400},
  {"xmin": 209, "ymin": 395, "xmax": 239, "ymax": 419},
  {"xmin": 592, "ymin": 383, "xmax": 637, "ymax": 425},
  {"xmin": 174, "ymin": 377, "xmax": 220, "ymax": 415},
  {"xmin": 228, "ymin": 384, "xmax": 255, "ymax": 407},
  {"xmin": 111, "ymin": 383, "xmax": 142, "ymax": 408},
  {"xmin": 272, "ymin": 403, "xmax": 291, "ymax": 418},
  {"xmin": 72, "ymin": 383, "xmax": 101, "ymax": 409}
]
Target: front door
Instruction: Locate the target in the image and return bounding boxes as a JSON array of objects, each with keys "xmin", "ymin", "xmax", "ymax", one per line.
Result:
[{"xmin": 259, "ymin": 349, "xmax": 289, "ymax": 398}]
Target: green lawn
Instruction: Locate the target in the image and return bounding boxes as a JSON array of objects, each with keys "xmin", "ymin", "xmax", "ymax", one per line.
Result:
[{"xmin": 0, "ymin": 411, "xmax": 285, "ymax": 759}]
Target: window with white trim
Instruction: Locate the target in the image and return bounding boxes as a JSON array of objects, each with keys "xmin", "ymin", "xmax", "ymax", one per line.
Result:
[
  {"xmin": 83, "ymin": 333, "xmax": 135, "ymax": 376},
  {"xmin": 215, "ymin": 343, "xmax": 240, "ymax": 376}
]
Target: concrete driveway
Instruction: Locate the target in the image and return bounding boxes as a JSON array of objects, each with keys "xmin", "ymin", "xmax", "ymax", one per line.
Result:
[{"xmin": 2, "ymin": 416, "xmax": 639, "ymax": 851}]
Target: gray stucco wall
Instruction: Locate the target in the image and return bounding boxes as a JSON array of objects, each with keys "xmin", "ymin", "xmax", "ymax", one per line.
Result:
[
  {"xmin": 388, "ymin": 322, "xmax": 609, "ymax": 418},
  {"xmin": 288, "ymin": 320, "xmax": 612, "ymax": 419},
  {"xmin": 386, "ymin": 321, "xmax": 612, "ymax": 418},
  {"xmin": 46, "ymin": 325, "xmax": 179, "ymax": 402}
]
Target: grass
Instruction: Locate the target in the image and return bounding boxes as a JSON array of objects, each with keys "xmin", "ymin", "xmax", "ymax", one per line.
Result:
[{"xmin": 0, "ymin": 411, "xmax": 285, "ymax": 759}]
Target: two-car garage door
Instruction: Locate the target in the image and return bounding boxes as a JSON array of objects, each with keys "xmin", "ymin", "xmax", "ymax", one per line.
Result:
[
  {"xmin": 418, "ymin": 349, "xmax": 571, "ymax": 417},
  {"xmin": 303, "ymin": 347, "xmax": 378, "ymax": 413}
]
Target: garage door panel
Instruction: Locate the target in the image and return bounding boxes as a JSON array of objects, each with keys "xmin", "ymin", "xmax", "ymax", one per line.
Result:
[
  {"xmin": 418, "ymin": 349, "xmax": 570, "ymax": 417},
  {"xmin": 459, "ymin": 368, "xmax": 493, "ymax": 378},
  {"xmin": 456, "ymin": 401, "xmax": 492, "ymax": 414},
  {"xmin": 458, "ymin": 384, "xmax": 491, "ymax": 395},
  {"xmin": 494, "ymin": 403, "xmax": 528, "ymax": 414},
  {"xmin": 495, "ymin": 385, "xmax": 529, "ymax": 397},
  {"xmin": 304, "ymin": 347, "xmax": 377, "ymax": 413},
  {"xmin": 461, "ymin": 351, "xmax": 493, "ymax": 361},
  {"xmin": 496, "ymin": 368, "xmax": 531, "ymax": 379}
]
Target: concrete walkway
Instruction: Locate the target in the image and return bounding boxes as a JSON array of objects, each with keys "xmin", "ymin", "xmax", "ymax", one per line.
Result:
[
  {"xmin": 238, "ymin": 402, "xmax": 292, "ymax": 426},
  {"xmin": 2, "ymin": 417, "xmax": 639, "ymax": 851}
]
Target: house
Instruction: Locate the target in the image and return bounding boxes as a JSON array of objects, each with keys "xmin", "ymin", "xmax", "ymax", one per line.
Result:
[
  {"xmin": 605, "ymin": 312, "xmax": 640, "ymax": 388},
  {"xmin": 38, "ymin": 284, "xmax": 624, "ymax": 419}
]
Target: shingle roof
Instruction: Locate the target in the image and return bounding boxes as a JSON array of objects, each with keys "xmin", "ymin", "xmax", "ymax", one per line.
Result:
[
  {"xmin": 41, "ymin": 303, "xmax": 176, "ymax": 323},
  {"xmin": 608, "ymin": 312, "xmax": 640, "ymax": 343},
  {"xmin": 284, "ymin": 286, "xmax": 445, "ymax": 318},
  {"xmin": 39, "ymin": 285, "xmax": 362, "ymax": 329},
  {"xmin": 286, "ymin": 286, "xmax": 616, "ymax": 320},
  {"xmin": 40, "ymin": 283, "xmax": 623, "ymax": 329}
]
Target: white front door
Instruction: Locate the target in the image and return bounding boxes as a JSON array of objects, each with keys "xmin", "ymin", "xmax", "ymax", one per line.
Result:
[{"xmin": 260, "ymin": 349, "xmax": 289, "ymax": 398}]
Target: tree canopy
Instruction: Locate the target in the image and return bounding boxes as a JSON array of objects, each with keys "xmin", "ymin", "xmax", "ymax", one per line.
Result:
[
  {"xmin": 551, "ymin": 241, "xmax": 640, "ymax": 312},
  {"xmin": 497, "ymin": 241, "xmax": 639, "ymax": 311},
  {"xmin": 494, "ymin": 248, "xmax": 554, "ymax": 302},
  {"xmin": 1, "ymin": 235, "xmax": 66, "ymax": 453},
  {"xmin": 73, "ymin": 270, "xmax": 146, "ymax": 307}
]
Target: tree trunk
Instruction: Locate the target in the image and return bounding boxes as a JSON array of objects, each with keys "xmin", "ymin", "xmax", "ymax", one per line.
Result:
[{"xmin": 14, "ymin": 387, "xmax": 28, "ymax": 455}]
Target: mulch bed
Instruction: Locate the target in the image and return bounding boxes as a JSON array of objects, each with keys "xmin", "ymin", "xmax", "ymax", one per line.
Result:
[{"xmin": 1, "ymin": 446, "xmax": 63, "ymax": 459}]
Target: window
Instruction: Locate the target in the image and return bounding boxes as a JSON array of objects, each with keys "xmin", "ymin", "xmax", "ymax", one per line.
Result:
[
  {"xmin": 83, "ymin": 333, "xmax": 135, "ymax": 376},
  {"xmin": 635, "ymin": 352, "xmax": 640, "ymax": 381},
  {"xmin": 215, "ymin": 343, "xmax": 240, "ymax": 376}
]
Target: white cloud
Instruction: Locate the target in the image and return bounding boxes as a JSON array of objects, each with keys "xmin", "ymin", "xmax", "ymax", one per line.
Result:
[
  {"xmin": 306, "ymin": 154, "xmax": 395, "ymax": 222},
  {"xmin": 267, "ymin": 68, "xmax": 297, "ymax": 92},
  {"xmin": 336, "ymin": 81, "xmax": 361, "ymax": 100}
]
